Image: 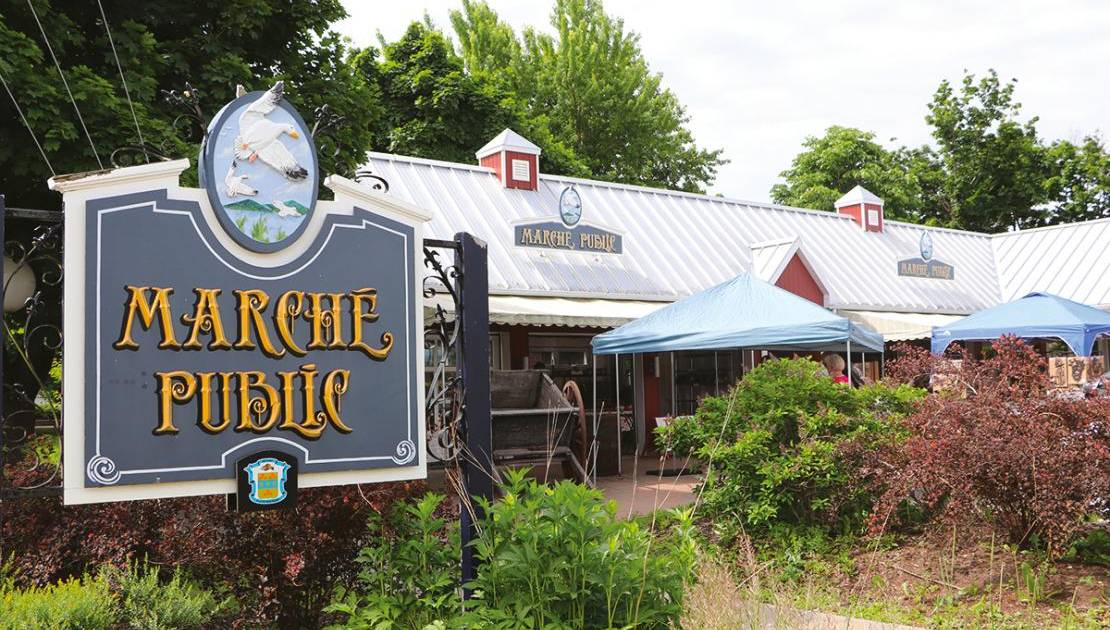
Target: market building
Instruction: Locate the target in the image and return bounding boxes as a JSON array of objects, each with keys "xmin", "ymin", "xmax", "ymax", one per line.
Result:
[{"xmin": 362, "ymin": 129, "xmax": 1110, "ymax": 468}]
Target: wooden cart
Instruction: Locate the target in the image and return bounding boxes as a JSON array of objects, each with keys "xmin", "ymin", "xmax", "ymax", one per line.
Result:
[{"xmin": 490, "ymin": 370, "xmax": 590, "ymax": 485}]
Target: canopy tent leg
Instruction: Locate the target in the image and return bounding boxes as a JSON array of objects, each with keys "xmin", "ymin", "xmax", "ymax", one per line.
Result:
[
  {"xmin": 845, "ymin": 339, "xmax": 852, "ymax": 385},
  {"xmin": 670, "ymin": 352, "xmax": 676, "ymax": 416},
  {"xmin": 633, "ymin": 354, "xmax": 645, "ymax": 457},
  {"xmin": 615, "ymin": 353, "xmax": 621, "ymax": 476},
  {"xmin": 714, "ymin": 351, "xmax": 719, "ymax": 396},
  {"xmin": 591, "ymin": 359, "xmax": 598, "ymax": 485}
]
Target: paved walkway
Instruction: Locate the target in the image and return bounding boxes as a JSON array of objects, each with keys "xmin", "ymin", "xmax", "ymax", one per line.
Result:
[
  {"xmin": 758, "ymin": 605, "xmax": 925, "ymax": 630},
  {"xmin": 596, "ymin": 455, "xmax": 698, "ymax": 517}
]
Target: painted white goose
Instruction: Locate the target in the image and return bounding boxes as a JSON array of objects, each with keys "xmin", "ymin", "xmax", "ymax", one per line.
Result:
[
  {"xmin": 272, "ymin": 201, "xmax": 301, "ymax": 218},
  {"xmin": 233, "ymin": 81, "xmax": 308, "ymax": 181},
  {"xmin": 224, "ymin": 161, "xmax": 257, "ymax": 197}
]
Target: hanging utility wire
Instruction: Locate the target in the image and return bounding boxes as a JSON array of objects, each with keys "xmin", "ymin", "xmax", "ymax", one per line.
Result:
[
  {"xmin": 0, "ymin": 66, "xmax": 56, "ymax": 176},
  {"xmin": 26, "ymin": 0, "xmax": 104, "ymax": 169},
  {"xmin": 96, "ymin": 0, "xmax": 146, "ymax": 162}
]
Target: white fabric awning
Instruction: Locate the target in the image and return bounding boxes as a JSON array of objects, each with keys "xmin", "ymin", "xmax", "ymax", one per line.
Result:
[
  {"xmin": 840, "ymin": 310, "xmax": 964, "ymax": 342},
  {"xmin": 425, "ymin": 295, "xmax": 667, "ymax": 328}
]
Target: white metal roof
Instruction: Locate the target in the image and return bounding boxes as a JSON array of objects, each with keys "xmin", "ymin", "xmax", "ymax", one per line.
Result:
[
  {"xmin": 991, "ymin": 218, "xmax": 1110, "ymax": 308},
  {"xmin": 749, "ymin": 237, "xmax": 800, "ymax": 283},
  {"xmin": 363, "ymin": 151, "xmax": 1107, "ymax": 315}
]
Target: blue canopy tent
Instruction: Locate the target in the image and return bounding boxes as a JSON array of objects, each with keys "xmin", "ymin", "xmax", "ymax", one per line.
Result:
[
  {"xmin": 931, "ymin": 292, "xmax": 1110, "ymax": 356},
  {"xmin": 591, "ymin": 273, "xmax": 885, "ymax": 355},
  {"xmin": 586, "ymin": 274, "xmax": 885, "ymax": 479}
]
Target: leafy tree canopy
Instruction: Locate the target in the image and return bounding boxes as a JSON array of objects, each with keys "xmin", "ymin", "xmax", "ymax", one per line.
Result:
[
  {"xmin": 0, "ymin": 0, "xmax": 376, "ymax": 209},
  {"xmin": 772, "ymin": 70, "xmax": 1109, "ymax": 232},
  {"xmin": 450, "ymin": 0, "xmax": 725, "ymax": 192},
  {"xmin": 770, "ymin": 126, "xmax": 935, "ymax": 222}
]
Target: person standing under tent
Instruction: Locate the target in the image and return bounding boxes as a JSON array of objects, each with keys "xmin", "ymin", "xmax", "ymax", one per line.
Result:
[{"xmin": 822, "ymin": 354, "xmax": 850, "ymax": 385}]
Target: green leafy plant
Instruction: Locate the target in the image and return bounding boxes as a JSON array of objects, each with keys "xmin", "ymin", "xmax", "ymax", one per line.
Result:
[
  {"xmin": 660, "ymin": 358, "xmax": 922, "ymax": 538},
  {"xmin": 0, "ymin": 562, "xmax": 222, "ymax": 630},
  {"xmin": 327, "ymin": 469, "xmax": 697, "ymax": 629},
  {"xmin": 0, "ymin": 575, "xmax": 116, "ymax": 630},
  {"xmin": 326, "ymin": 493, "xmax": 459, "ymax": 629},
  {"xmin": 102, "ymin": 562, "xmax": 227, "ymax": 630}
]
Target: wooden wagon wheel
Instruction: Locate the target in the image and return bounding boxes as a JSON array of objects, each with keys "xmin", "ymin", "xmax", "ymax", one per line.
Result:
[{"xmin": 562, "ymin": 380, "xmax": 589, "ymax": 482}]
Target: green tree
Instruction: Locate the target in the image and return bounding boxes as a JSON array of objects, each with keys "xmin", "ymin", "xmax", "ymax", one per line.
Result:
[
  {"xmin": 0, "ymin": 0, "xmax": 376, "ymax": 208},
  {"xmin": 926, "ymin": 69, "xmax": 1050, "ymax": 232},
  {"xmin": 1044, "ymin": 136, "xmax": 1110, "ymax": 224},
  {"xmin": 451, "ymin": 0, "xmax": 724, "ymax": 192},
  {"xmin": 769, "ymin": 126, "xmax": 936, "ymax": 222},
  {"xmin": 367, "ymin": 21, "xmax": 518, "ymax": 165}
]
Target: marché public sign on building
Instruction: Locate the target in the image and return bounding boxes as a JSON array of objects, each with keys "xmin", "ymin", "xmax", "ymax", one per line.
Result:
[{"xmin": 51, "ymin": 81, "xmax": 429, "ymax": 505}]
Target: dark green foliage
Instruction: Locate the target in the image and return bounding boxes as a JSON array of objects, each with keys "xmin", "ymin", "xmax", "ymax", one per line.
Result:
[
  {"xmin": 327, "ymin": 469, "xmax": 697, "ymax": 629},
  {"xmin": 925, "ymin": 70, "xmax": 1050, "ymax": 232},
  {"xmin": 659, "ymin": 358, "xmax": 923, "ymax": 538},
  {"xmin": 1062, "ymin": 529, "xmax": 1110, "ymax": 567},
  {"xmin": 772, "ymin": 69, "xmax": 1110, "ymax": 231},
  {"xmin": 450, "ymin": 0, "xmax": 724, "ymax": 192},
  {"xmin": 0, "ymin": 0, "xmax": 375, "ymax": 208},
  {"xmin": 1044, "ymin": 135, "xmax": 1110, "ymax": 224},
  {"xmin": 369, "ymin": 22, "xmax": 520, "ymax": 167},
  {"xmin": 770, "ymin": 126, "xmax": 937, "ymax": 222}
]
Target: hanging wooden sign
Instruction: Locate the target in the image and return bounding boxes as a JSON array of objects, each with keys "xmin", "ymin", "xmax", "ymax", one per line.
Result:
[{"xmin": 52, "ymin": 81, "xmax": 431, "ymax": 504}]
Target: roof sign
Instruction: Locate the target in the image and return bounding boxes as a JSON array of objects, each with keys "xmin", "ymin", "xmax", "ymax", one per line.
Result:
[
  {"xmin": 515, "ymin": 186, "xmax": 621, "ymax": 254},
  {"xmin": 898, "ymin": 231, "xmax": 954, "ymax": 280}
]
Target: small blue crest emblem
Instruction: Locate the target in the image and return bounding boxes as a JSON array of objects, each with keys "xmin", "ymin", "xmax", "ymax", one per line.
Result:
[
  {"xmin": 919, "ymin": 231, "xmax": 934, "ymax": 261},
  {"xmin": 200, "ymin": 81, "xmax": 318, "ymax": 253},
  {"xmin": 243, "ymin": 457, "xmax": 291, "ymax": 505}
]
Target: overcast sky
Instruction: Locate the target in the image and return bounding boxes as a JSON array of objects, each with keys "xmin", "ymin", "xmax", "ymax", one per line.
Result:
[{"xmin": 336, "ymin": 1, "xmax": 1110, "ymax": 201}]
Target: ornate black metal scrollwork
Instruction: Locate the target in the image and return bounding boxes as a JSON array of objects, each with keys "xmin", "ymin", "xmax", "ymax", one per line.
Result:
[
  {"xmin": 354, "ymin": 168, "xmax": 390, "ymax": 193},
  {"xmin": 162, "ymin": 82, "xmax": 207, "ymax": 143},
  {"xmin": 310, "ymin": 104, "xmax": 345, "ymax": 160},
  {"xmin": 422, "ymin": 242, "xmax": 463, "ymax": 469},
  {"xmin": 2, "ymin": 214, "xmax": 65, "ymax": 498}
]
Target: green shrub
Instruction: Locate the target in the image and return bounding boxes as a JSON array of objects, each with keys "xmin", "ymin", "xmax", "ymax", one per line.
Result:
[
  {"xmin": 659, "ymin": 358, "xmax": 922, "ymax": 537},
  {"xmin": 1, "ymin": 575, "xmax": 116, "ymax": 630},
  {"xmin": 0, "ymin": 562, "xmax": 222, "ymax": 630},
  {"xmin": 327, "ymin": 469, "xmax": 697, "ymax": 629},
  {"xmin": 103, "ymin": 563, "xmax": 227, "ymax": 630}
]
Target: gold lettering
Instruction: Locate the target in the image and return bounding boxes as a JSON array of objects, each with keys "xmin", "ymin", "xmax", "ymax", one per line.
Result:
[
  {"xmin": 115, "ymin": 286, "xmax": 180, "ymax": 350},
  {"xmin": 274, "ymin": 290, "xmax": 307, "ymax": 356},
  {"xmin": 349, "ymin": 288, "xmax": 393, "ymax": 360},
  {"xmin": 321, "ymin": 368, "xmax": 353, "ymax": 433},
  {"xmin": 235, "ymin": 371, "xmax": 281, "ymax": 432},
  {"xmin": 304, "ymin": 292, "xmax": 345, "ymax": 350},
  {"xmin": 195, "ymin": 371, "xmax": 232, "ymax": 433},
  {"xmin": 154, "ymin": 370, "xmax": 195, "ymax": 434},
  {"xmin": 233, "ymin": 289, "xmax": 284, "ymax": 357},
  {"xmin": 181, "ymin": 288, "xmax": 232, "ymax": 350}
]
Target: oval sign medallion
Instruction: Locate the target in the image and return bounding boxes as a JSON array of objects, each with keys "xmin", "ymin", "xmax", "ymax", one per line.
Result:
[{"xmin": 200, "ymin": 81, "xmax": 318, "ymax": 253}]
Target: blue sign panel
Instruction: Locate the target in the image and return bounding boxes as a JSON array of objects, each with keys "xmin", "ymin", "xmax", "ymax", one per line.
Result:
[
  {"xmin": 59, "ymin": 81, "xmax": 428, "ymax": 504},
  {"xmin": 514, "ymin": 221, "xmax": 622, "ymax": 254}
]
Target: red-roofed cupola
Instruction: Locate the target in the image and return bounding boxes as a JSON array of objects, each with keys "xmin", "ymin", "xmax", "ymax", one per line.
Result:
[
  {"xmin": 835, "ymin": 185, "xmax": 884, "ymax": 232},
  {"xmin": 476, "ymin": 129, "xmax": 541, "ymax": 191}
]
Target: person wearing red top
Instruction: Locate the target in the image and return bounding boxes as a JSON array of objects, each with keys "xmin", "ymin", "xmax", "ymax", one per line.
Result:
[{"xmin": 822, "ymin": 353, "xmax": 849, "ymax": 384}]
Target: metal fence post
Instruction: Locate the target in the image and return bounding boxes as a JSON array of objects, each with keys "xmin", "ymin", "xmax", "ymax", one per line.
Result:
[
  {"xmin": 0, "ymin": 194, "xmax": 5, "ymax": 528},
  {"xmin": 455, "ymin": 232, "xmax": 492, "ymax": 592}
]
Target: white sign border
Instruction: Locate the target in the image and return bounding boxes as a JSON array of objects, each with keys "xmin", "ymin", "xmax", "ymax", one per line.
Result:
[{"xmin": 54, "ymin": 162, "xmax": 431, "ymax": 504}]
